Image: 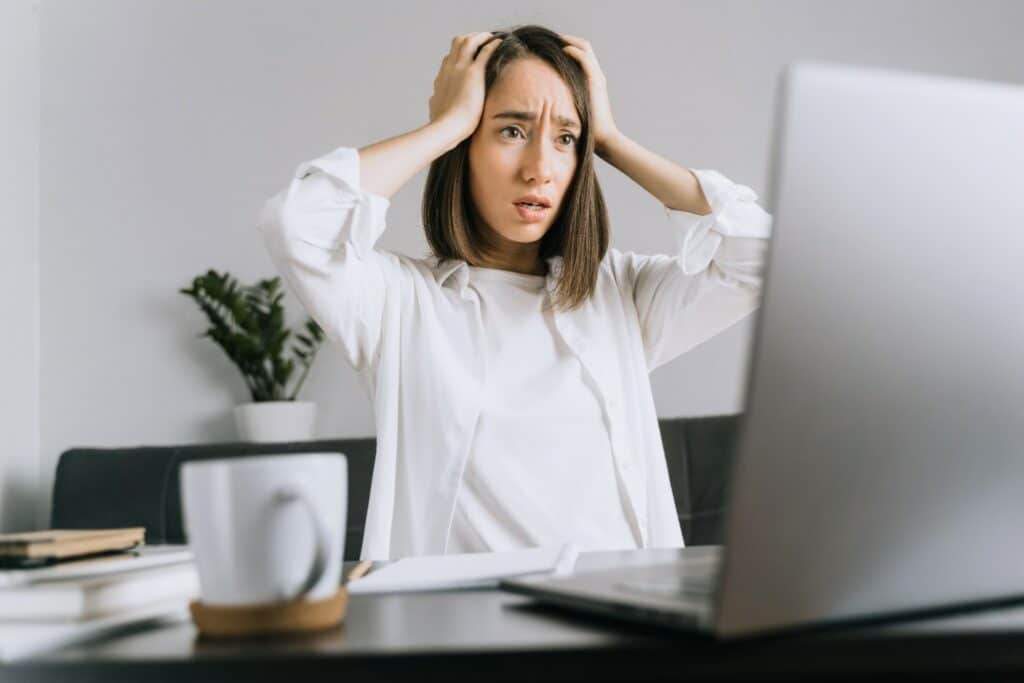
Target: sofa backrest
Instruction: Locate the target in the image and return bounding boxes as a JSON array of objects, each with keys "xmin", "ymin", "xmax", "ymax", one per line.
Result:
[{"xmin": 51, "ymin": 415, "xmax": 739, "ymax": 559}]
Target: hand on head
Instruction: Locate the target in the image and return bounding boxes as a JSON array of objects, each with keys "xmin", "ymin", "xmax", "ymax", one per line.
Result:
[{"xmin": 428, "ymin": 32, "xmax": 503, "ymax": 143}]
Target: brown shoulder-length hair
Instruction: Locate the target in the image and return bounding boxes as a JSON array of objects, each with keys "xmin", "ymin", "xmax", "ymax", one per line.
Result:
[{"xmin": 421, "ymin": 24, "xmax": 610, "ymax": 313}]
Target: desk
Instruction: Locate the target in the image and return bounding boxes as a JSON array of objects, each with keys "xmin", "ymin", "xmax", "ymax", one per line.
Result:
[{"xmin": 6, "ymin": 548, "xmax": 1024, "ymax": 682}]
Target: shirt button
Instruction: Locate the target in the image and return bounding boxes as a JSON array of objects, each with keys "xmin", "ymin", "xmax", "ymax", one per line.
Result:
[{"xmin": 608, "ymin": 398, "xmax": 618, "ymax": 409}]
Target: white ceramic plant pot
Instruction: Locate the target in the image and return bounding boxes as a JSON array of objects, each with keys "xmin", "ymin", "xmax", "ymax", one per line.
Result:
[{"xmin": 232, "ymin": 400, "xmax": 317, "ymax": 442}]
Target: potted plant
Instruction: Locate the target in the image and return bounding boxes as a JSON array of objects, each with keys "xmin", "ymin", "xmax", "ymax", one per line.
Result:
[{"xmin": 180, "ymin": 270, "xmax": 326, "ymax": 442}]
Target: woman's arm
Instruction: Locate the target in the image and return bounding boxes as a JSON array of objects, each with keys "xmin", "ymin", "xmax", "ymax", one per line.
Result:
[
  {"xmin": 360, "ymin": 32, "xmax": 502, "ymax": 200},
  {"xmin": 560, "ymin": 33, "xmax": 770, "ymax": 372},
  {"xmin": 358, "ymin": 119, "xmax": 464, "ymax": 200},
  {"xmin": 558, "ymin": 33, "xmax": 711, "ymax": 216},
  {"xmin": 596, "ymin": 131, "xmax": 712, "ymax": 216}
]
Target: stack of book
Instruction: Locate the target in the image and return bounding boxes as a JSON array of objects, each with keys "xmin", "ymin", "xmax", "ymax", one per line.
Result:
[{"xmin": 0, "ymin": 528, "xmax": 198, "ymax": 662}]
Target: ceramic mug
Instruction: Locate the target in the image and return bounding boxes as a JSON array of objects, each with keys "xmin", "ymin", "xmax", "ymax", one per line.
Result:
[{"xmin": 181, "ymin": 453, "xmax": 347, "ymax": 606}]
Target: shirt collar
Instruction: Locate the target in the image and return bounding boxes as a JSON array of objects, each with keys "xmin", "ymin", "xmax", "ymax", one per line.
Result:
[{"xmin": 435, "ymin": 255, "xmax": 564, "ymax": 293}]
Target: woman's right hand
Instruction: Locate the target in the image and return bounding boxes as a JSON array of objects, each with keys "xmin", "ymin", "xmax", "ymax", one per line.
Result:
[{"xmin": 428, "ymin": 32, "xmax": 502, "ymax": 143}]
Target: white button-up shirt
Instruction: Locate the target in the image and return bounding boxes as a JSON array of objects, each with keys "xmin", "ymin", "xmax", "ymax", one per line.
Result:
[
  {"xmin": 257, "ymin": 145, "xmax": 773, "ymax": 560},
  {"xmin": 446, "ymin": 265, "xmax": 641, "ymax": 554}
]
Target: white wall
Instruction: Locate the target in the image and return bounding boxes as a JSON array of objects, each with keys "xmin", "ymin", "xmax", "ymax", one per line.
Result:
[
  {"xmin": 1, "ymin": 0, "xmax": 41, "ymax": 531},
  {"xmin": 24, "ymin": 0, "xmax": 1024, "ymax": 526}
]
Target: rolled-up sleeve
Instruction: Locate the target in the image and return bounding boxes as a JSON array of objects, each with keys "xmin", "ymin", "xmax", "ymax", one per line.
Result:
[
  {"xmin": 627, "ymin": 169, "xmax": 773, "ymax": 372},
  {"xmin": 256, "ymin": 146, "xmax": 397, "ymax": 372}
]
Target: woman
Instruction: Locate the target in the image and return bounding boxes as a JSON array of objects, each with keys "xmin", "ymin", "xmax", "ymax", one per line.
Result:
[{"xmin": 258, "ymin": 25, "xmax": 772, "ymax": 560}]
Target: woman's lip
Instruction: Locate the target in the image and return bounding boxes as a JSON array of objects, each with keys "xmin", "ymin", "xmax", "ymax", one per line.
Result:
[{"xmin": 513, "ymin": 202, "xmax": 551, "ymax": 223}]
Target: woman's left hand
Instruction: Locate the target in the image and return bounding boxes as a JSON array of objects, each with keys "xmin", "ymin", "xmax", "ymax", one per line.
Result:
[{"xmin": 560, "ymin": 33, "xmax": 619, "ymax": 155}]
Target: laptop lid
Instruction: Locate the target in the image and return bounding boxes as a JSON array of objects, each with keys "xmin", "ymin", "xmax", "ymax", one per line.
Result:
[{"xmin": 714, "ymin": 61, "xmax": 1024, "ymax": 637}]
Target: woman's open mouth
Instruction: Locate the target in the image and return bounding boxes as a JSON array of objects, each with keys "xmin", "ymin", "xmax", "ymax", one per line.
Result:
[{"xmin": 513, "ymin": 201, "xmax": 551, "ymax": 222}]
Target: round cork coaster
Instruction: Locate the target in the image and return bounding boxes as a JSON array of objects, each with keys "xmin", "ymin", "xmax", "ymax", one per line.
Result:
[{"xmin": 190, "ymin": 588, "xmax": 348, "ymax": 638}]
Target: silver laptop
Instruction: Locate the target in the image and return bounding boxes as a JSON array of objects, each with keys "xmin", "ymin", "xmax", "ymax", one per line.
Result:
[{"xmin": 501, "ymin": 61, "xmax": 1024, "ymax": 638}]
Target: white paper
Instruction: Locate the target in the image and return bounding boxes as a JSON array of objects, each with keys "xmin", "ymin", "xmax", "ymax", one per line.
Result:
[
  {"xmin": 0, "ymin": 599, "xmax": 191, "ymax": 662},
  {"xmin": 346, "ymin": 543, "xmax": 579, "ymax": 594},
  {"xmin": 0, "ymin": 545, "xmax": 193, "ymax": 589},
  {"xmin": 0, "ymin": 562, "xmax": 200, "ymax": 621}
]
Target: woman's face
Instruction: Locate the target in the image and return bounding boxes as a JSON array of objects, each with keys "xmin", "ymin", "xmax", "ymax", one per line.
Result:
[{"xmin": 467, "ymin": 57, "xmax": 581, "ymax": 261}]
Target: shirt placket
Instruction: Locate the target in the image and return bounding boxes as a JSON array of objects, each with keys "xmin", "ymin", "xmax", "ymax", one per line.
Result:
[
  {"xmin": 440, "ymin": 270, "xmax": 489, "ymax": 554},
  {"xmin": 550, "ymin": 311, "xmax": 649, "ymax": 547}
]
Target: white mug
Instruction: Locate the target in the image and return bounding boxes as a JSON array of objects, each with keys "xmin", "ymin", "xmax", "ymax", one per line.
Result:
[{"xmin": 181, "ymin": 453, "xmax": 347, "ymax": 606}]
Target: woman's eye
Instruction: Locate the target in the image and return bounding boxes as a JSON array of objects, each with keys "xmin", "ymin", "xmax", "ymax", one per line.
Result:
[{"xmin": 501, "ymin": 127, "xmax": 577, "ymax": 148}]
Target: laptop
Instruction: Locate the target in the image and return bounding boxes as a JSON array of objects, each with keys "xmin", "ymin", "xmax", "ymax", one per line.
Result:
[{"xmin": 501, "ymin": 61, "xmax": 1024, "ymax": 638}]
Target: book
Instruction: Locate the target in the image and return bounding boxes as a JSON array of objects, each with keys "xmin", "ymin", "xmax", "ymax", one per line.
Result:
[
  {"xmin": 346, "ymin": 543, "xmax": 580, "ymax": 594},
  {"xmin": 0, "ymin": 544, "xmax": 192, "ymax": 589},
  {"xmin": 0, "ymin": 528, "xmax": 145, "ymax": 561},
  {"xmin": 0, "ymin": 561, "xmax": 199, "ymax": 621},
  {"xmin": 0, "ymin": 599, "xmax": 191, "ymax": 663}
]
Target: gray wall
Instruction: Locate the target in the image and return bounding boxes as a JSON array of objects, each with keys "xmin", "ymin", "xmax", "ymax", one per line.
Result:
[
  {"xmin": 7, "ymin": 0, "xmax": 1023, "ymax": 528},
  {"xmin": 2, "ymin": 0, "xmax": 41, "ymax": 532}
]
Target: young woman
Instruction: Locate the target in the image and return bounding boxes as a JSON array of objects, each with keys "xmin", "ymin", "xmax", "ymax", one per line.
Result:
[{"xmin": 258, "ymin": 25, "xmax": 772, "ymax": 560}]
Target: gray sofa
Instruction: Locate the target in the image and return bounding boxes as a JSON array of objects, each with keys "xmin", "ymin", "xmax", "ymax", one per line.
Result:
[{"xmin": 51, "ymin": 415, "xmax": 739, "ymax": 560}]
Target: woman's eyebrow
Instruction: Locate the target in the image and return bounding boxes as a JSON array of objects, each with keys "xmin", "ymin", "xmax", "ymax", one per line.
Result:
[{"xmin": 493, "ymin": 110, "xmax": 580, "ymax": 132}]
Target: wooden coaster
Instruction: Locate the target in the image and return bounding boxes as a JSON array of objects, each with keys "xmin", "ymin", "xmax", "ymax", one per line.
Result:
[{"xmin": 190, "ymin": 588, "xmax": 348, "ymax": 638}]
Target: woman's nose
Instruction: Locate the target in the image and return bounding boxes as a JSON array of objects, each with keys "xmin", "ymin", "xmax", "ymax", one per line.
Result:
[{"xmin": 520, "ymin": 138, "xmax": 555, "ymax": 185}]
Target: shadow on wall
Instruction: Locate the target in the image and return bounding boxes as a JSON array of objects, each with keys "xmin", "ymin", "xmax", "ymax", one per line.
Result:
[{"xmin": 2, "ymin": 473, "xmax": 42, "ymax": 532}]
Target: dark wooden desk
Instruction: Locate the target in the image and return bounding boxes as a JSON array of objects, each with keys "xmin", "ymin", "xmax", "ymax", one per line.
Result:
[{"xmin": 7, "ymin": 548, "xmax": 1024, "ymax": 682}]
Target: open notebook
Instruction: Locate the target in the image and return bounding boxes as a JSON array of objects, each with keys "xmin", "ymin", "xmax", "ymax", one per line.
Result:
[{"xmin": 346, "ymin": 543, "xmax": 579, "ymax": 594}]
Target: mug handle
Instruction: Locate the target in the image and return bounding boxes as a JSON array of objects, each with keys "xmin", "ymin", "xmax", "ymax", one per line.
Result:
[{"xmin": 272, "ymin": 481, "xmax": 331, "ymax": 602}]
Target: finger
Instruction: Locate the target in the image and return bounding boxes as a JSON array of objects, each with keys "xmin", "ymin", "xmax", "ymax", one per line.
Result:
[
  {"xmin": 562, "ymin": 35, "xmax": 597, "ymax": 63},
  {"xmin": 564, "ymin": 44, "xmax": 602, "ymax": 74},
  {"xmin": 458, "ymin": 32, "xmax": 495, "ymax": 64},
  {"xmin": 442, "ymin": 32, "xmax": 482, "ymax": 68},
  {"xmin": 563, "ymin": 44, "xmax": 587, "ymax": 66},
  {"xmin": 448, "ymin": 33, "xmax": 477, "ymax": 60},
  {"xmin": 472, "ymin": 35, "xmax": 502, "ymax": 64}
]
